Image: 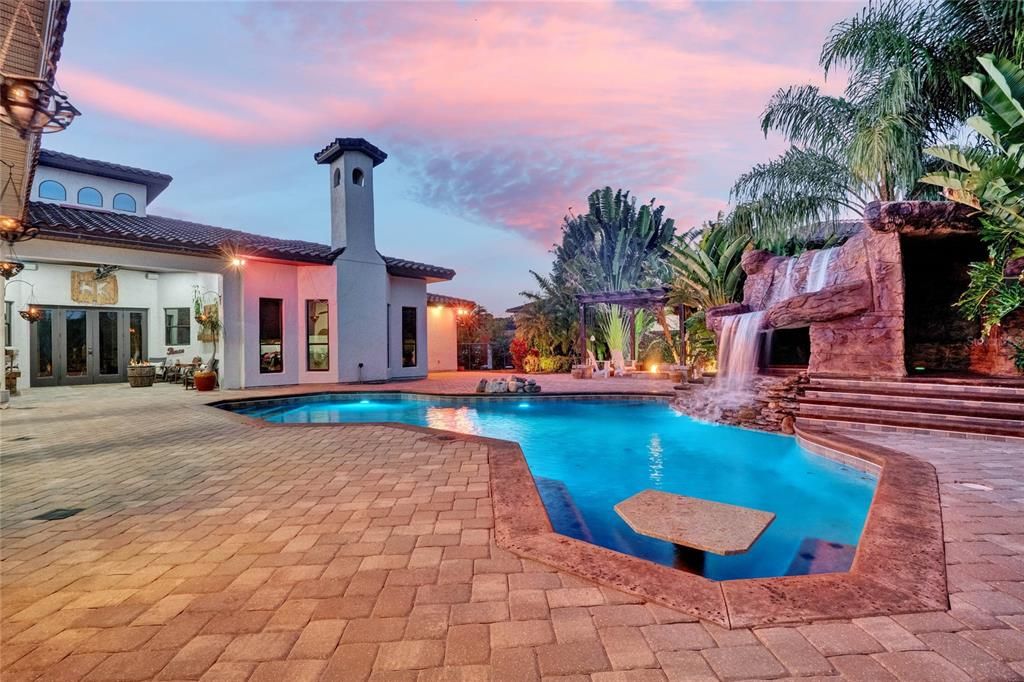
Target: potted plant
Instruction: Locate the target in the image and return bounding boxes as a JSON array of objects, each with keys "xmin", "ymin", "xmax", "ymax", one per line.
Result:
[{"xmin": 193, "ymin": 287, "xmax": 222, "ymax": 391}]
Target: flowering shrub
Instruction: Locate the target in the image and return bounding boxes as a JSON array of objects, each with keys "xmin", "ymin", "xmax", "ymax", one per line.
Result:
[
  {"xmin": 539, "ymin": 355, "xmax": 573, "ymax": 373},
  {"xmin": 509, "ymin": 337, "xmax": 530, "ymax": 370}
]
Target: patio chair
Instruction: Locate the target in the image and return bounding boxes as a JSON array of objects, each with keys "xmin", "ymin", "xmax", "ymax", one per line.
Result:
[{"xmin": 148, "ymin": 357, "xmax": 166, "ymax": 381}]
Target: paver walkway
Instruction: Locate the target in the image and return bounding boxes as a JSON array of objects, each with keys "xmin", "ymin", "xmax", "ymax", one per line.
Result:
[{"xmin": 2, "ymin": 379, "xmax": 1024, "ymax": 681}]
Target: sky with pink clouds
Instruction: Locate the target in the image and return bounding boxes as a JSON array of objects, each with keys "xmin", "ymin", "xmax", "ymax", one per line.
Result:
[{"xmin": 50, "ymin": 0, "xmax": 860, "ymax": 312}]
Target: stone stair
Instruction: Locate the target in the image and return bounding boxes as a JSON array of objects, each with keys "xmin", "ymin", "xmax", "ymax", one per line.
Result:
[{"xmin": 796, "ymin": 376, "xmax": 1024, "ymax": 439}]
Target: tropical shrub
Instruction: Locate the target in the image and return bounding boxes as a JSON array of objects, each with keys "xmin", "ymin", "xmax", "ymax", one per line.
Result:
[
  {"xmin": 539, "ymin": 355, "xmax": 573, "ymax": 373},
  {"xmin": 665, "ymin": 218, "xmax": 749, "ymax": 310},
  {"xmin": 509, "ymin": 336, "xmax": 530, "ymax": 371},
  {"xmin": 522, "ymin": 355, "xmax": 541, "ymax": 374},
  {"xmin": 684, "ymin": 311, "xmax": 718, "ymax": 373},
  {"xmin": 921, "ymin": 54, "xmax": 1024, "ymax": 334}
]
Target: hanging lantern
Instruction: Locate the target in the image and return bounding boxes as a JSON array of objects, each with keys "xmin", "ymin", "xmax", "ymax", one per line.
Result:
[
  {"xmin": 0, "ymin": 214, "xmax": 37, "ymax": 244},
  {"xmin": 0, "ymin": 258, "xmax": 24, "ymax": 279},
  {"xmin": 18, "ymin": 305, "xmax": 43, "ymax": 323},
  {"xmin": 0, "ymin": 74, "xmax": 80, "ymax": 138}
]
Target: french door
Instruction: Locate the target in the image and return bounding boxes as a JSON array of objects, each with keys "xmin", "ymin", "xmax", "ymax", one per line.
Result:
[{"xmin": 30, "ymin": 307, "xmax": 147, "ymax": 386}]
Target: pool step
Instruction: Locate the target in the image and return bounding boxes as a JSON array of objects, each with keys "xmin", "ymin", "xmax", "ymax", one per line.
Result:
[
  {"xmin": 806, "ymin": 377, "xmax": 1024, "ymax": 402},
  {"xmin": 801, "ymin": 390, "xmax": 1024, "ymax": 419},
  {"xmin": 797, "ymin": 389, "xmax": 1024, "ymax": 438}
]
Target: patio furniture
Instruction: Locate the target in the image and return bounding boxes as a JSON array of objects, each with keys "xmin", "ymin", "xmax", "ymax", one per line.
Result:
[
  {"xmin": 163, "ymin": 362, "xmax": 182, "ymax": 383},
  {"xmin": 148, "ymin": 357, "xmax": 166, "ymax": 381}
]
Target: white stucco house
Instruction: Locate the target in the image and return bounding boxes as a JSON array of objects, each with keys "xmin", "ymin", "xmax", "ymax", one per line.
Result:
[{"xmin": 3, "ymin": 138, "xmax": 470, "ymax": 391}]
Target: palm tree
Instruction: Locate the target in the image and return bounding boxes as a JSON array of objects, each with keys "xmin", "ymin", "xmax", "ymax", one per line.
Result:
[
  {"xmin": 665, "ymin": 218, "xmax": 749, "ymax": 310},
  {"xmin": 732, "ymin": 0, "xmax": 1023, "ymax": 245}
]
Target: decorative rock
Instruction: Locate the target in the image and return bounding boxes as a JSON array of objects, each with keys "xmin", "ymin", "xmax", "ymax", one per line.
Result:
[
  {"xmin": 765, "ymin": 282, "xmax": 872, "ymax": 329},
  {"xmin": 780, "ymin": 415, "xmax": 795, "ymax": 435},
  {"xmin": 865, "ymin": 200, "xmax": 978, "ymax": 236}
]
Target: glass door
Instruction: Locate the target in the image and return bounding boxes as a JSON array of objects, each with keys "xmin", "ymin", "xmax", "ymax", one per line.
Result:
[
  {"xmin": 62, "ymin": 309, "xmax": 92, "ymax": 385},
  {"xmin": 94, "ymin": 310, "xmax": 122, "ymax": 383},
  {"xmin": 30, "ymin": 307, "xmax": 149, "ymax": 386}
]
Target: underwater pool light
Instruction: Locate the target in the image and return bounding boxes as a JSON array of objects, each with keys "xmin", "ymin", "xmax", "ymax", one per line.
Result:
[{"xmin": 518, "ymin": 402, "xmax": 530, "ymax": 408}]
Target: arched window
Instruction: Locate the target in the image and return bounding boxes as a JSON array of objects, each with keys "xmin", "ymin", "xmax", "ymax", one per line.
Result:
[
  {"xmin": 112, "ymin": 193, "xmax": 137, "ymax": 212},
  {"xmin": 352, "ymin": 168, "xmax": 365, "ymax": 186},
  {"xmin": 77, "ymin": 187, "xmax": 103, "ymax": 207},
  {"xmin": 333, "ymin": 168, "xmax": 341, "ymax": 187},
  {"xmin": 38, "ymin": 180, "xmax": 66, "ymax": 201}
]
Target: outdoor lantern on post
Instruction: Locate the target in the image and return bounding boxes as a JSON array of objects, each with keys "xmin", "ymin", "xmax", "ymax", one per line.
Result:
[{"xmin": 0, "ymin": 73, "xmax": 79, "ymax": 139}]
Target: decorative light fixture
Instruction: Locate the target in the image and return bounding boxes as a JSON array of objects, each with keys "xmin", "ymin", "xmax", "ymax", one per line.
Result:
[
  {"xmin": 0, "ymin": 257, "xmax": 24, "ymax": 279},
  {"xmin": 0, "ymin": 74, "xmax": 79, "ymax": 138},
  {"xmin": 1, "ymin": 162, "xmax": 39, "ymax": 243},
  {"xmin": 229, "ymin": 257, "xmax": 246, "ymax": 268},
  {"xmin": 18, "ymin": 305, "xmax": 43, "ymax": 323},
  {"xmin": 6, "ymin": 280, "xmax": 42, "ymax": 323}
]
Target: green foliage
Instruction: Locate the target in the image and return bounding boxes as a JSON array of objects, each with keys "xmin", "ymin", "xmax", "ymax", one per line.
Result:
[
  {"xmin": 538, "ymin": 355, "xmax": 573, "ymax": 373},
  {"xmin": 665, "ymin": 218, "xmax": 749, "ymax": 310},
  {"xmin": 922, "ymin": 54, "xmax": 1024, "ymax": 334},
  {"xmin": 515, "ymin": 187, "xmax": 675, "ymax": 359},
  {"xmin": 955, "ymin": 259, "xmax": 1024, "ymax": 335},
  {"xmin": 684, "ymin": 311, "xmax": 717, "ymax": 371},
  {"xmin": 1009, "ymin": 339, "xmax": 1024, "ymax": 373},
  {"xmin": 732, "ymin": 0, "xmax": 1023, "ymax": 245},
  {"xmin": 522, "ymin": 355, "xmax": 541, "ymax": 373}
]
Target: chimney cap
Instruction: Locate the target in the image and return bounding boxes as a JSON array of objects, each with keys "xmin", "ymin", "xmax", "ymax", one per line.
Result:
[{"xmin": 314, "ymin": 138, "xmax": 388, "ymax": 167}]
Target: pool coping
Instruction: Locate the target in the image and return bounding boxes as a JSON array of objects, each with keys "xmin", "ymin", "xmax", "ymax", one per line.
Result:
[{"xmin": 208, "ymin": 390, "xmax": 948, "ymax": 629}]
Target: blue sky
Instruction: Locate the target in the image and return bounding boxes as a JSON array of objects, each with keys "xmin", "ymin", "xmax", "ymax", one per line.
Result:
[{"xmin": 49, "ymin": 1, "xmax": 857, "ymax": 312}]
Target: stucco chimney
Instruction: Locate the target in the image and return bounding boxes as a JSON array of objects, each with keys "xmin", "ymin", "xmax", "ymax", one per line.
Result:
[{"xmin": 314, "ymin": 138, "xmax": 388, "ymax": 259}]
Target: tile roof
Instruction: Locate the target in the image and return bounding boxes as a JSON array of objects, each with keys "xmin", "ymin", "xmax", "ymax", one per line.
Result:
[
  {"xmin": 314, "ymin": 138, "xmax": 388, "ymax": 167},
  {"xmin": 27, "ymin": 201, "xmax": 455, "ymax": 280},
  {"xmin": 39, "ymin": 149, "xmax": 174, "ymax": 202},
  {"xmin": 427, "ymin": 293, "xmax": 476, "ymax": 309}
]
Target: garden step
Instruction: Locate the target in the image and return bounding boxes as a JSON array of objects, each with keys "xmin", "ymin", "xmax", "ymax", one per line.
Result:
[
  {"xmin": 800, "ymin": 390, "xmax": 1024, "ymax": 420},
  {"xmin": 797, "ymin": 403, "xmax": 1024, "ymax": 438},
  {"xmin": 805, "ymin": 377, "xmax": 1024, "ymax": 402}
]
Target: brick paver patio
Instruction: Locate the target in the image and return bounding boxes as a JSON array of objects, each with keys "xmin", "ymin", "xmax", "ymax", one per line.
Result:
[{"xmin": 2, "ymin": 376, "xmax": 1024, "ymax": 680}]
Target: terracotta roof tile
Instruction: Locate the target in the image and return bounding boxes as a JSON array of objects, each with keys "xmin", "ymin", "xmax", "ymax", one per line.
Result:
[{"xmin": 27, "ymin": 201, "xmax": 455, "ymax": 280}]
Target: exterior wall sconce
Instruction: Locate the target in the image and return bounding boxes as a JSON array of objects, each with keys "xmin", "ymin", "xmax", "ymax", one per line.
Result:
[{"xmin": 0, "ymin": 73, "xmax": 79, "ymax": 138}]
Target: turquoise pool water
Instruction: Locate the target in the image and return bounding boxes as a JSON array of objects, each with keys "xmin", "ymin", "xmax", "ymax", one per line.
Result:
[{"xmin": 230, "ymin": 394, "xmax": 877, "ymax": 580}]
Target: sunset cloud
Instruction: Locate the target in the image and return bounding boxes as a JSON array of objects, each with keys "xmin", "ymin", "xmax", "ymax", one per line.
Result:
[{"xmin": 58, "ymin": 2, "xmax": 855, "ymax": 241}]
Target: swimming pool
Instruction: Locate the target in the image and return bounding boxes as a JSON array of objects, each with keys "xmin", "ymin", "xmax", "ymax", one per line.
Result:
[{"xmin": 228, "ymin": 394, "xmax": 877, "ymax": 580}]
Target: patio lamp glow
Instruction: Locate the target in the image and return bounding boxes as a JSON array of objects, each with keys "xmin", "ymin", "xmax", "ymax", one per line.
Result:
[
  {"xmin": 18, "ymin": 306, "xmax": 43, "ymax": 323},
  {"xmin": 0, "ymin": 214, "xmax": 38, "ymax": 244},
  {"xmin": 0, "ymin": 258, "xmax": 24, "ymax": 279},
  {"xmin": 0, "ymin": 74, "xmax": 80, "ymax": 139}
]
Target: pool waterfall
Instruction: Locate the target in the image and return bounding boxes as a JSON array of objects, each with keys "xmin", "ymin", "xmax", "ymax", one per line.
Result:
[
  {"xmin": 716, "ymin": 311, "xmax": 766, "ymax": 392},
  {"xmin": 806, "ymin": 248, "xmax": 837, "ymax": 293}
]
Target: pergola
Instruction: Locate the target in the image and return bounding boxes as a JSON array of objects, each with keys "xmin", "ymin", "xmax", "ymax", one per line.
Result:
[{"xmin": 575, "ymin": 286, "xmax": 687, "ymax": 366}]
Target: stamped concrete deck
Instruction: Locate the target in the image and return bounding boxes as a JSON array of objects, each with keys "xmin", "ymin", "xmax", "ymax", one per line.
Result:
[{"xmin": 2, "ymin": 374, "xmax": 1024, "ymax": 681}]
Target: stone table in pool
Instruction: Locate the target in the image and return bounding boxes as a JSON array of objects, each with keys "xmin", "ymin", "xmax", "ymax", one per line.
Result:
[{"xmin": 615, "ymin": 489, "xmax": 775, "ymax": 556}]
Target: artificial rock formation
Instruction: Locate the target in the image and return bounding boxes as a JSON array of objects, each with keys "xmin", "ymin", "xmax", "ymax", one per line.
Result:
[
  {"xmin": 765, "ymin": 283, "xmax": 871, "ymax": 330},
  {"xmin": 672, "ymin": 374, "xmax": 806, "ymax": 433}
]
